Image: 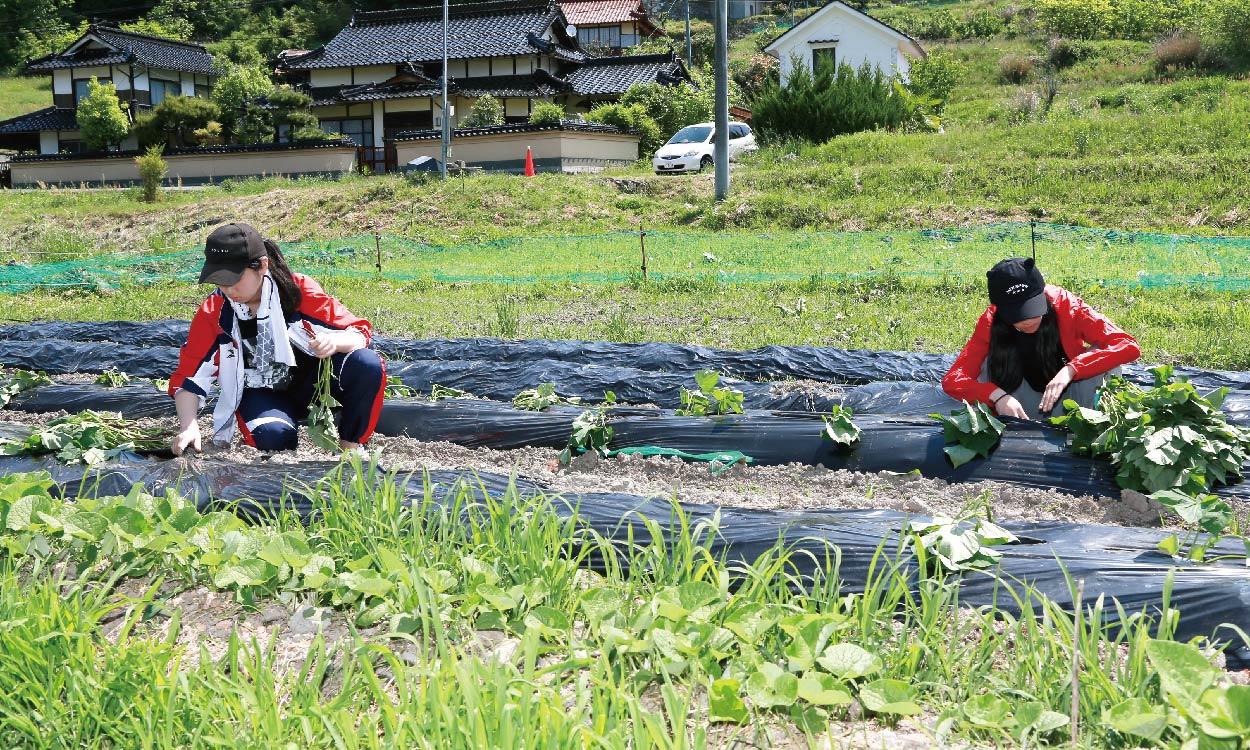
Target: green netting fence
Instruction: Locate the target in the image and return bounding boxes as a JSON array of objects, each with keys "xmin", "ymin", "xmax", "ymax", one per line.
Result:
[{"xmin": 1, "ymin": 222, "xmax": 1248, "ymax": 294}]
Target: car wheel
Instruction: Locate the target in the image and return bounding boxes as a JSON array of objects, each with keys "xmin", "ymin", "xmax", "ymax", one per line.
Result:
[{"xmin": 700, "ymin": 155, "xmax": 714, "ymax": 171}]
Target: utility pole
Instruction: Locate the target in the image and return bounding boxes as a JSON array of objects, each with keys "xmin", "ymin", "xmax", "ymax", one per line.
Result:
[
  {"xmin": 713, "ymin": 0, "xmax": 729, "ymax": 200},
  {"xmin": 440, "ymin": 0, "xmax": 450, "ymax": 179},
  {"xmin": 684, "ymin": 0, "xmax": 692, "ymax": 68}
]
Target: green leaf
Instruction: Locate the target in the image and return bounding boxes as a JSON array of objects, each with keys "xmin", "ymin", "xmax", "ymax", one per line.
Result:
[
  {"xmin": 724, "ymin": 602, "xmax": 783, "ymax": 644},
  {"xmin": 709, "ymin": 679, "xmax": 748, "ymax": 723},
  {"xmin": 694, "ymin": 369, "xmax": 720, "ymax": 393},
  {"xmin": 858, "ymin": 679, "xmax": 921, "ymax": 716},
  {"xmin": 1101, "ymin": 698, "xmax": 1168, "ymax": 742},
  {"xmin": 816, "ymin": 643, "xmax": 882, "ymax": 680},
  {"xmin": 1146, "ymin": 640, "xmax": 1219, "ymax": 706},
  {"xmin": 579, "ymin": 589, "xmax": 625, "ymax": 626},
  {"xmin": 257, "ymin": 532, "xmax": 313, "ymax": 570},
  {"xmin": 477, "ymin": 583, "xmax": 519, "ymax": 612},
  {"xmin": 943, "ymin": 443, "xmax": 981, "ymax": 468},
  {"xmin": 1014, "ymin": 702, "xmax": 1068, "ymax": 740},
  {"xmin": 337, "ymin": 569, "xmax": 395, "ymax": 598},
  {"xmin": 653, "ymin": 581, "xmax": 721, "ymax": 622},
  {"xmin": 796, "ymin": 673, "xmax": 853, "ymax": 706},
  {"xmin": 745, "ymin": 663, "xmax": 799, "ymax": 709},
  {"xmin": 523, "ymin": 606, "xmax": 569, "ymax": 639},
  {"xmin": 213, "ymin": 559, "xmax": 277, "ymax": 588},
  {"xmin": 963, "ymin": 694, "xmax": 1013, "ymax": 729},
  {"xmin": 1197, "ymin": 685, "xmax": 1250, "ymax": 738}
]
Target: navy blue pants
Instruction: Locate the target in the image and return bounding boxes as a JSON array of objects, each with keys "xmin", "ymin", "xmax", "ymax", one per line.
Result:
[{"xmin": 237, "ymin": 349, "xmax": 386, "ymax": 451}]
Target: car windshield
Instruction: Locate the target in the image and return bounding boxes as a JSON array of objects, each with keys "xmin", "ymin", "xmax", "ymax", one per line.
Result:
[{"xmin": 668, "ymin": 125, "xmax": 713, "ymax": 144}]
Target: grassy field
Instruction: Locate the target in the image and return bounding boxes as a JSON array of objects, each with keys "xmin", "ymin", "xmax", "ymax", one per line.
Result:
[{"xmin": 0, "ymin": 75, "xmax": 50, "ymax": 123}]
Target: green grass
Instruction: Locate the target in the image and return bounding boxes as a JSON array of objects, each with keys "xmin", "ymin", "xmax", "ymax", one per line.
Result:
[
  {"xmin": 0, "ymin": 75, "xmax": 51, "ymax": 123},
  {"xmin": 0, "ymin": 465, "xmax": 1216, "ymax": 749}
]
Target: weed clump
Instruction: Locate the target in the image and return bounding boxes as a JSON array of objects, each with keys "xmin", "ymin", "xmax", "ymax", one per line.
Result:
[{"xmin": 998, "ymin": 53, "xmax": 1034, "ymax": 83}]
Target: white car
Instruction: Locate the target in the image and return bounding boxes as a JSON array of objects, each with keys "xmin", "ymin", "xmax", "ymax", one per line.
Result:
[{"xmin": 652, "ymin": 121, "xmax": 757, "ymax": 174}]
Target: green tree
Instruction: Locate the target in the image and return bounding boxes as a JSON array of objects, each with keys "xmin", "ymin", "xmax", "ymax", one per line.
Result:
[
  {"xmin": 234, "ymin": 102, "xmax": 274, "ymax": 145},
  {"xmin": 211, "ymin": 65, "xmax": 274, "ymax": 141},
  {"xmin": 118, "ymin": 18, "xmax": 194, "ymax": 40},
  {"xmin": 267, "ymin": 86, "xmax": 332, "ymax": 142},
  {"xmin": 461, "ymin": 95, "xmax": 505, "ymax": 128},
  {"xmin": 586, "ymin": 102, "xmax": 663, "ymax": 155},
  {"xmin": 76, "ymin": 78, "xmax": 130, "ymax": 152},
  {"xmin": 1210, "ymin": 0, "xmax": 1250, "ymax": 61},
  {"xmin": 133, "ymin": 95, "xmax": 221, "ymax": 149},
  {"xmin": 528, "ymin": 102, "xmax": 564, "ymax": 125},
  {"xmin": 0, "ymin": 0, "xmax": 72, "ymax": 72},
  {"xmin": 906, "ymin": 50, "xmax": 964, "ymax": 112}
]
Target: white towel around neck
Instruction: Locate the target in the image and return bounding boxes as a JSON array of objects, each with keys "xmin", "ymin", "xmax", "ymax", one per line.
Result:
[{"xmin": 211, "ymin": 273, "xmax": 297, "ymax": 444}]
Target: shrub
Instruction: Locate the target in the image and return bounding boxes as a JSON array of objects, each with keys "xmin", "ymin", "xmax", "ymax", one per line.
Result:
[
  {"xmin": 619, "ymin": 80, "xmax": 712, "ymax": 143},
  {"xmin": 1006, "ymin": 89, "xmax": 1043, "ymax": 124},
  {"xmin": 133, "ymin": 95, "xmax": 221, "ymax": 149},
  {"xmin": 585, "ymin": 103, "xmax": 663, "ymax": 155},
  {"xmin": 76, "ymin": 78, "xmax": 130, "ymax": 152},
  {"xmin": 1153, "ymin": 31, "xmax": 1203, "ymax": 69},
  {"xmin": 191, "ymin": 121, "xmax": 224, "ymax": 146},
  {"xmin": 462, "ymin": 95, "xmax": 505, "ymax": 128},
  {"xmin": 998, "ymin": 53, "xmax": 1034, "ymax": 83},
  {"xmin": 1209, "ymin": 0, "xmax": 1250, "ymax": 61},
  {"xmin": 267, "ymin": 86, "xmax": 321, "ymax": 142},
  {"xmin": 730, "ymin": 54, "xmax": 780, "ymax": 105},
  {"xmin": 528, "ymin": 102, "xmax": 564, "ymax": 125},
  {"xmin": 752, "ymin": 57, "xmax": 910, "ymax": 144},
  {"xmin": 1046, "ymin": 37, "xmax": 1096, "ymax": 68},
  {"xmin": 135, "ymin": 145, "xmax": 166, "ymax": 203},
  {"xmin": 906, "ymin": 50, "xmax": 963, "ymax": 111}
]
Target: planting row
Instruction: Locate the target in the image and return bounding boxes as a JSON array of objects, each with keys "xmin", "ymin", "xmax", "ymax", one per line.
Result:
[
  {"xmin": 2, "ymin": 450, "xmax": 1249, "ymax": 672},
  {"xmin": 2, "ymin": 320, "xmax": 1248, "ymax": 394},
  {"xmin": 4, "ymin": 373, "xmax": 1248, "ymax": 504}
]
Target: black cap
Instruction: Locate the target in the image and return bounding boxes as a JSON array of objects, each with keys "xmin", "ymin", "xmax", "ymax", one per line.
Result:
[
  {"xmin": 199, "ymin": 223, "xmax": 267, "ymax": 285},
  {"xmin": 987, "ymin": 257, "xmax": 1048, "ymax": 324}
]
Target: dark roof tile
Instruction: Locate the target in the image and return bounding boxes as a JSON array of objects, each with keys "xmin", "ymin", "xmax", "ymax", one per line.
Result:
[
  {"xmin": 0, "ymin": 107, "xmax": 78, "ymax": 133},
  {"xmin": 26, "ymin": 25, "xmax": 214, "ymax": 75},
  {"xmin": 284, "ymin": 0, "xmax": 583, "ymax": 69},
  {"xmin": 566, "ymin": 51, "xmax": 689, "ymax": 96}
]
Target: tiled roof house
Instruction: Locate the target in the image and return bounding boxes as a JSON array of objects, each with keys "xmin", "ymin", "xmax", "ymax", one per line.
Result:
[
  {"xmin": 278, "ymin": 0, "xmax": 689, "ymax": 150},
  {"xmin": 557, "ymin": 0, "xmax": 660, "ymax": 52},
  {"xmin": 0, "ymin": 25, "xmax": 216, "ymax": 155}
]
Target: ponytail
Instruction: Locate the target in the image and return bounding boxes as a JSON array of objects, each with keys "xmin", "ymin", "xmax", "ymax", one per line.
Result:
[{"xmin": 263, "ymin": 238, "xmax": 302, "ymax": 319}]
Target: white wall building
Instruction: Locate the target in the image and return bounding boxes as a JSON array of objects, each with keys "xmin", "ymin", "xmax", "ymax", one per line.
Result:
[{"xmin": 763, "ymin": 1, "xmax": 924, "ymax": 85}]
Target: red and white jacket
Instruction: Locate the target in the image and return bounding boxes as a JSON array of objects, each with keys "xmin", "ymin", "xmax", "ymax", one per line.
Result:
[
  {"xmin": 169, "ymin": 273, "xmax": 373, "ymax": 441},
  {"xmin": 942, "ymin": 285, "xmax": 1141, "ymax": 411}
]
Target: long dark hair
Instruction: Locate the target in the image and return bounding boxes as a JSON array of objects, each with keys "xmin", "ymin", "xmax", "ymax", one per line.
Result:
[
  {"xmin": 262, "ymin": 238, "xmax": 302, "ymax": 319},
  {"xmin": 987, "ymin": 304, "xmax": 1068, "ymax": 393}
]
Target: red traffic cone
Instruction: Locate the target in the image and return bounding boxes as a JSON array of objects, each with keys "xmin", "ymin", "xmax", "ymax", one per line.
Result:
[{"xmin": 523, "ymin": 145, "xmax": 535, "ymax": 177}]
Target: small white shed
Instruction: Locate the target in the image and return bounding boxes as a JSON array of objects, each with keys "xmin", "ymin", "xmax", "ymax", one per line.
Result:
[{"xmin": 764, "ymin": 1, "xmax": 925, "ymax": 85}]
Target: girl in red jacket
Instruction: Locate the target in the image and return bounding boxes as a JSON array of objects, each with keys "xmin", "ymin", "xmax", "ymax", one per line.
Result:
[
  {"xmin": 168, "ymin": 223, "xmax": 385, "ymax": 455},
  {"xmin": 942, "ymin": 257, "xmax": 1141, "ymax": 420}
]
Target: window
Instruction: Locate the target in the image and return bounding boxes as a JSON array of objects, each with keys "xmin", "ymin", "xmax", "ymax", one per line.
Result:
[
  {"xmin": 195, "ymin": 84, "xmax": 212, "ymax": 99},
  {"xmin": 319, "ymin": 118, "xmax": 374, "ymax": 146},
  {"xmin": 812, "ymin": 46, "xmax": 836, "ymax": 73},
  {"xmin": 730, "ymin": 123, "xmax": 749, "ymax": 139},
  {"xmin": 579, "ymin": 26, "xmax": 621, "ymax": 49},
  {"xmin": 150, "ymin": 79, "xmax": 180, "ymax": 105},
  {"xmin": 73, "ymin": 78, "xmax": 111, "ymax": 105}
]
